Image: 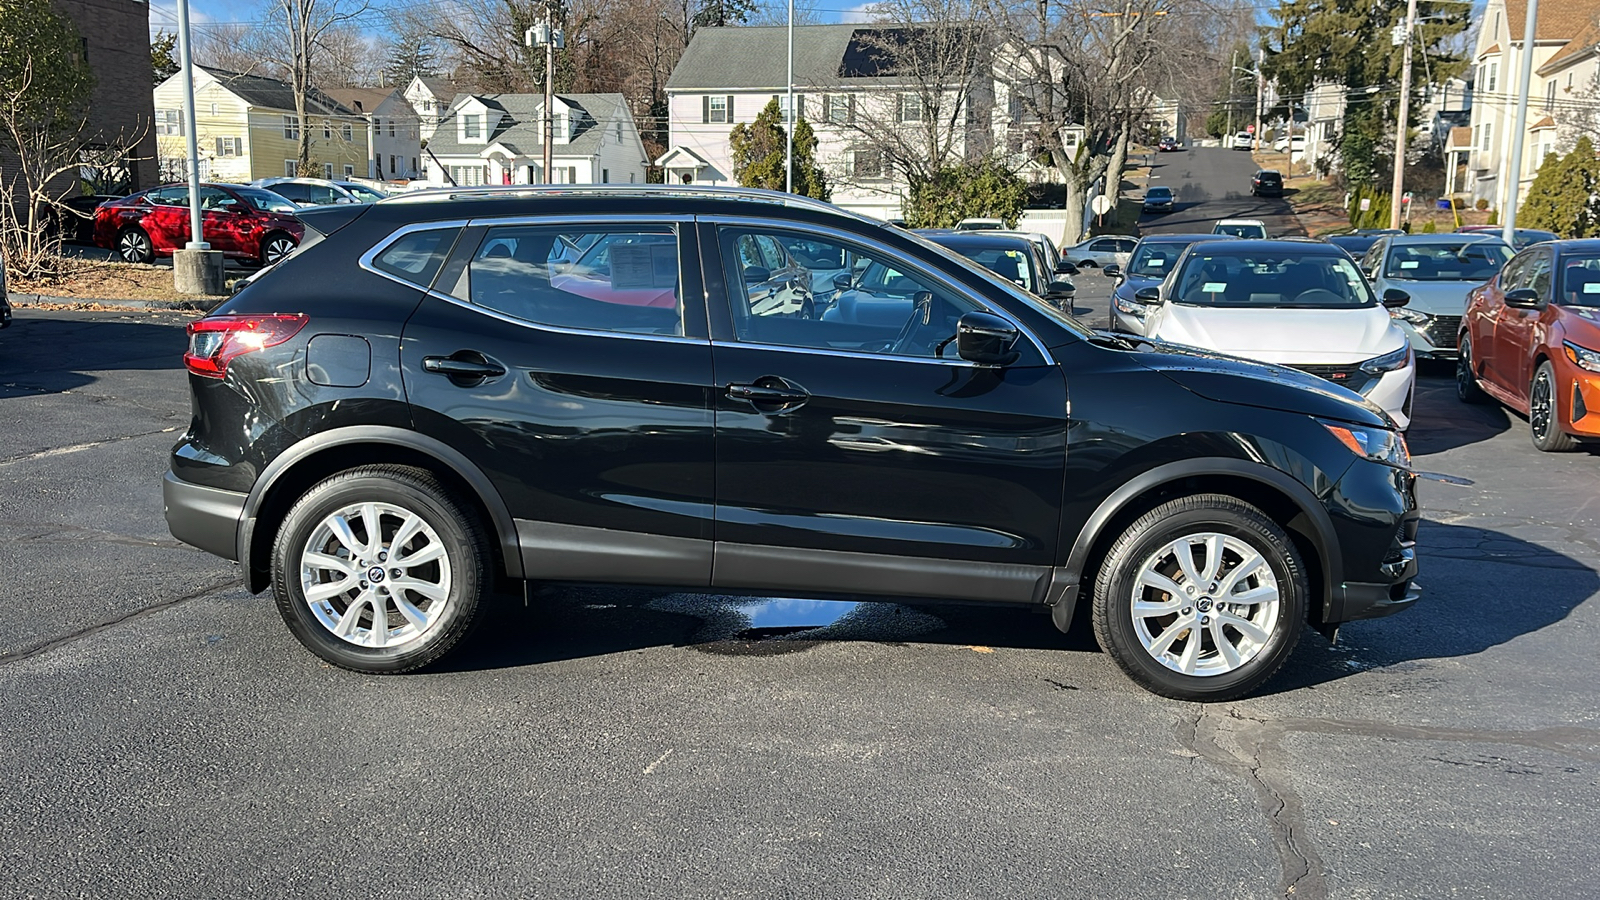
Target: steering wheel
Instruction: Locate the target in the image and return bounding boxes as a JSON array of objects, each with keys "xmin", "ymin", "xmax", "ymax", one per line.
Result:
[
  {"xmin": 889, "ymin": 291, "xmax": 935, "ymax": 356},
  {"xmin": 1291, "ymin": 288, "xmax": 1344, "ymax": 305}
]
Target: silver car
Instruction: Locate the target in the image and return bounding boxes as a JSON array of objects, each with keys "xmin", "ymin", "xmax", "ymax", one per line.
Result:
[
  {"xmin": 1360, "ymin": 234, "xmax": 1513, "ymax": 359},
  {"xmin": 249, "ymin": 177, "xmax": 367, "ymax": 207},
  {"xmin": 1061, "ymin": 235, "xmax": 1135, "ymax": 269}
]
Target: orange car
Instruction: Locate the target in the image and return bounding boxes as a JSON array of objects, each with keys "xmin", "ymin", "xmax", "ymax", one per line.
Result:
[{"xmin": 1458, "ymin": 239, "xmax": 1600, "ymax": 450}]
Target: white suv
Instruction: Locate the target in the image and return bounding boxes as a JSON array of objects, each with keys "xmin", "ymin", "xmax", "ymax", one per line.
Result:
[{"xmin": 1232, "ymin": 131, "xmax": 1254, "ymax": 150}]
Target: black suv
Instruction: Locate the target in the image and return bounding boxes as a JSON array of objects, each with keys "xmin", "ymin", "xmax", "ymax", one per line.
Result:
[
  {"xmin": 165, "ymin": 187, "xmax": 1419, "ymax": 701},
  {"xmin": 1251, "ymin": 169, "xmax": 1284, "ymax": 198}
]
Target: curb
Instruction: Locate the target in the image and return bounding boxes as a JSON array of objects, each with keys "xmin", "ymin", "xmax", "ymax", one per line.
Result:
[{"xmin": 6, "ymin": 291, "xmax": 224, "ymax": 312}]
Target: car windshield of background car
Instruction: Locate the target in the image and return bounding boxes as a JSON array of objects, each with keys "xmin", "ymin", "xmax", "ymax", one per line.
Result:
[
  {"xmin": 1215, "ymin": 224, "xmax": 1266, "ymax": 239},
  {"xmin": 1148, "ymin": 187, "xmax": 1172, "ymax": 199},
  {"xmin": 899, "ymin": 228, "xmax": 1092, "ymax": 337},
  {"xmin": 234, "ymin": 188, "xmax": 299, "ymax": 213},
  {"xmin": 1559, "ymin": 257, "xmax": 1600, "ymax": 307},
  {"xmin": 1383, "ymin": 242, "xmax": 1511, "ymax": 281},
  {"xmin": 954, "ymin": 247, "xmax": 1036, "ymax": 293},
  {"xmin": 1173, "ymin": 250, "xmax": 1376, "ymax": 309},
  {"xmin": 1128, "ymin": 242, "xmax": 1184, "ymax": 277},
  {"xmin": 343, "ymin": 185, "xmax": 386, "ymax": 202}
]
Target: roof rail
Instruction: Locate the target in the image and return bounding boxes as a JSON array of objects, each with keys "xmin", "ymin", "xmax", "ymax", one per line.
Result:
[{"xmin": 380, "ymin": 183, "xmax": 881, "ymax": 224}]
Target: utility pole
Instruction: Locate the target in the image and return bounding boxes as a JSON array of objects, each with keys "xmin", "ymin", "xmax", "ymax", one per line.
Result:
[
  {"xmin": 1225, "ymin": 50, "xmax": 1236, "ymax": 138},
  {"xmin": 1254, "ymin": 46, "xmax": 1265, "ymax": 154},
  {"xmin": 1389, "ymin": 0, "xmax": 1419, "ymax": 230},
  {"xmin": 1504, "ymin": 0, "xmax": 1539, "ymax": 241},
  {"xmin": 526, "ymin": 4, "xmax": 564, "ymax": 185},
  {"xmin": 784, "ymin": 0, "xmax": 794, "ymax": 193}
]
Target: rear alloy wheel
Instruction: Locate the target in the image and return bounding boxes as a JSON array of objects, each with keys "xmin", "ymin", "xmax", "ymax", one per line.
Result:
[
  {"xmin": 260, "ymin": 233, "xmax": 297, "ymax": 266},
  {"xmin": 1092, "ymin": 494, "xmax": 1305, "ymax": 701},
  {"xmin": 1456, "ymin": 336, "xmax": 1489, "ymax": 404},
  {"xmin": 1529, "ymin": 361, "xmax": 1579, "ymax": 452},
  {"xmin": 118, "ymin": 228, "xmax": 153, "ymax": 264},
  {"xmin": 272, "ymin": 465, "xmax": 492, "ymax": 673}
]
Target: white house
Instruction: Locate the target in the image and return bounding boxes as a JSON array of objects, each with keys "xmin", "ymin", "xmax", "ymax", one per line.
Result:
[
  {"xmin": 419, "ymin": 92, "xmax": 648, "ymax": 187},
  {"xmin": 660, "ymin": 24, "xmax": 997, "ymax": 222},
  {"xmin": 404, "ymin": 75, "xmax": 464, "ymax": 144},
  {"xmin": 1464, "ymin": 0, "xmax": 1600, "ymax": 212},
  {"xmin": 325, "ymin": 87, "xmax": 422, "ymax": 181}
]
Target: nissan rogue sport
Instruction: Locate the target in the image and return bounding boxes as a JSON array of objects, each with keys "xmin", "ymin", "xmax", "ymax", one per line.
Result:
[{"xmin": 164, "ymin": 186, "xmax": 1420, "ymax": 701}]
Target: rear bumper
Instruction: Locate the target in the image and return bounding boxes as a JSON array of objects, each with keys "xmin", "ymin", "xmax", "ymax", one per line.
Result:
[{"xmin": 163, "ymin": 472, "xmax": 245, "ymax": 561}]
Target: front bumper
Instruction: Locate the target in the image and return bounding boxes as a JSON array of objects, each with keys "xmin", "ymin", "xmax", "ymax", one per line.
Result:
[
  {"xmin": 163, "ymin": 472, "xmax": 246, "ymax": 561},
  {"xmin": 1321, "ymin": 459, "xmax": 1420, "ymax": 626},
  {"xmin": 1394, "ymin": 315, "xmax": 1462, "ymax": 359}
]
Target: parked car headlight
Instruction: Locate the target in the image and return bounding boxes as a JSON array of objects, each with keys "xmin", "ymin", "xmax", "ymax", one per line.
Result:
[
  {"xmin": 1563, "ymin": 341, "xmax": 1600, "ymax": 373},
  {"xmin": 1113, "ymin": 296, "xmax": 1147, "ymax": 316},
  {"xmin": 1390, "ymin": 307, "xmax": 1431, "ymax": 325},
  {"xmin": 1359, "ymin": 344, "xmax": 1412, "ymax": 374},
  {"xmin": 1320, "ymin": 419, "xmax": 1411, "ymax": 469}
]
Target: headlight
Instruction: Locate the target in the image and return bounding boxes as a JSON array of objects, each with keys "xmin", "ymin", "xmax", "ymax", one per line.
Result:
[
  {"xmin": 1114, "ymin": 296, "xmax": 1147, "ymax": 316},
  {"xmin": 1390, "ymin": 308, "xmax": 1431, "ymax": 325},
  {"xmin": 1320, "ymin": 420, "xmax": 1410, "ymax": 468},
  {"xmin": 1360, "ymin": 344, "xmax": 1412, "ymax": 374},
  {"xmin": 1564, "ymin": 341, "xmax": 1600, "ymax": 373}
]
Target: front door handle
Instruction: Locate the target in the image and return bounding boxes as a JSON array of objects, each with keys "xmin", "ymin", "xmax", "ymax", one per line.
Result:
[
  {"xmin": 727, "ymin": 379, "xmax": 809, "ymax": 406},
  {"xmin": 422, "ymin": 354, "xmax": 506, "ymax": 380}
]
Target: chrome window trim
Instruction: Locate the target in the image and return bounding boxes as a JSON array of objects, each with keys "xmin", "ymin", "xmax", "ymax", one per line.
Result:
[
  {"xmin": 696, "ymin": 214, "xmax": 1053, "ymax": 362},
  {"xmin": 358, "ymin": 216, "xmax": 704, "ymax": 345}
]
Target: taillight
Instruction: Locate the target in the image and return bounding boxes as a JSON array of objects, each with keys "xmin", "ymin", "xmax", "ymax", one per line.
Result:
[{"xmin": 184, "ymin": 313, "xmax": 307, "ymax": 378}]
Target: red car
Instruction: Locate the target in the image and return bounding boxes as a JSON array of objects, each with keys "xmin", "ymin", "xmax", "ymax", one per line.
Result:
[
  {"xmin": 93, "ymin": 183, "xmax": 304, "ymax": 267},
  {"xmin": 1459, "ymin": 238, "xmax": 1600, "ymax": 450}
]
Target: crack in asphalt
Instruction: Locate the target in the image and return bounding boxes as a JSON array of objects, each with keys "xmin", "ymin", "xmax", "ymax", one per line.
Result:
[
  {"xmin": 1177, "ymin": 707, "xmax": 1600, "ymax": 899},
  {"xmin": 0, "ymin": 576, "xmax": 240, "ymax": 668},
  {"xmin": 1, "ymin": 521, "xmax": 198, "ymax": 551},
  {"xmin": 0, "ymin": 425, "xmax": 180, "ymax": 467}
]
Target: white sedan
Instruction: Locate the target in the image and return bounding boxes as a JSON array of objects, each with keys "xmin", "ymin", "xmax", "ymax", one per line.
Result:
[
  {"xmin": 1062, "ymin": 235, "xmax": 1136, "ymax": 269},
  {"xmin": 1133, "ymin": 240, "xmax": 1417, "ymax": 429}
]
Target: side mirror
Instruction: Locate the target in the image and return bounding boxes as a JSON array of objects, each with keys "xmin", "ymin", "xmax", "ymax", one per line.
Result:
[
  {"xmin": 832, "ymin": 272, "xmax": 854, "ymax": 292},
  {"xmin": 1504, "ymin": 287, "xmax": 1543, "ymax": 309},
  {"xmin": 743, "ymin": 265, "xmax": 771, "ymax": 284},
  {"xmin": 1102, "ymin": 263, "xmax": 1121, "ymax": 279},
  {"xmin": 955, "ymin": 311, "xmax": 1021, "ymax": 366},
  {"xmin": 1134, "ymin": 286, "xmax": 1162, "ymax": 305},
  {"xmin": 1046, "ymin": 279, "xmax": 1076, "ymax": 298},
  {"xmin": 1381, "ymin": 288, "xmax": 1411, "ymax": 309},
  {"xmin": 1055, "ymin": 260, "xmax": 1079, "ymax": 276}
]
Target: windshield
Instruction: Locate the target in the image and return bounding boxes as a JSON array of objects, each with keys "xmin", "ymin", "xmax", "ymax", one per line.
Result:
[
  {"xmin": 1383, "ymin": 241, "xmax": 1511, "ymax": 281},
  {"xmin": 1214, "ymin": 223, "xmax": 1266, "ymax": 238},
  {"xmin": 342, "ymin": 184, "xmax": 386, "ymax": 202},
  {"xmin": 1514, "ymin": 229, "xmax": 1559, "ymax": 249},
  {"xmin": 939, "ymin": 245, "xmax": 1036, "ymax": 293},
  {"xmin": 1173, "ymin": 249, "xmax": 1376, "ymax": 308},
  {"xmin": 1560, "ymin": 256, "xmax": 1600, "ymax": 307},
  {"xmin": 899, "ymin": 228, "xmax": 1093, "ymax": 338},
  {"xmin": 234, "ymin": 187, "xmax": 299, "ymax": 213},
  {"xmin": 1147, "ymin": 187, "xmax": 1172, "ymax": 198},
  {"xmin": 1127, "ymin": 242, "xmax": 1186, "ymax": 277}
]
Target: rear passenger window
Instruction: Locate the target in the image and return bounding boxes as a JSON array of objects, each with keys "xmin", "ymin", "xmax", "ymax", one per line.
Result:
[
  {"xmin": 371, "ymin": 228, "xmax": 459, "ymax": 288},
  {"xmin": 460, "ymin": 225, "xmax": 683, "ymax": 336}
]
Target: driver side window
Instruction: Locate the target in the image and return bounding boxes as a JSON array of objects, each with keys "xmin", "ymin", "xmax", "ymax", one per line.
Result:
[{"xmin": 717, "ymin": 226, "xmax": 980, "ymax": 358}]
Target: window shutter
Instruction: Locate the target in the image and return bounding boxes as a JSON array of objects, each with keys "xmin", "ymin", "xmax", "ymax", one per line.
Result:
[
  {"xmin": 847, "ymin": 95, "xmax": 856, "ymax": 125},
  {"xmin": 703, "ymin": 95, "xmax": 710, "ymax": 123},
  {"xmin": 822, "ymin": 95, "xmax": 831, "ymax": 121},
  {"xmin": 215, "ymin": 137, "xmax": 223, "ymax": 156},
  {"xmin": 727, "ymin": 95, "xmax": 735, "ymax": 123}
]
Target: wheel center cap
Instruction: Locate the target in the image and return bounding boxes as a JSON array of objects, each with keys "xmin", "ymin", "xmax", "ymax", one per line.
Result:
[
  {"xmin": 1197, "ymin": 598, "xmax": 1213, "ymax": 612},
  {"xmin": 367, "ymin": 566, "xmax": 386, "ymax": 583}
]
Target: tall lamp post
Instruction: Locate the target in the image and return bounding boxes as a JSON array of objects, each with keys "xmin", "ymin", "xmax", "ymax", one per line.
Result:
[
  {"xmin": 1504, "ymin": 0, "xmax": 1540, "ymax": 242},
  {"xmin": 1389, "ymin": 0, "xmax": 1419, "ymax": 230},
  {"xmin": 171, "ymin": 0, "xmax": 222, "ymax": 294}
]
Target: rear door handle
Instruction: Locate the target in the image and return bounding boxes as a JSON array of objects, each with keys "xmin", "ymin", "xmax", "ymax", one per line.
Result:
[
  {"xmin": 727, "ymin": 381, "xmax": 809, "ymax": 404},
  {"xmin": 422, "ymin": 355, "xmax": 506, "ymax": 379}
]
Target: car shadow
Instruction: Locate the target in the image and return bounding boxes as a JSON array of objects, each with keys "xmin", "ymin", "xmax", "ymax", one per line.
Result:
[
  {"xmin": 0, "ymin": 312, "xmax": 192, "ymax": 398},
  {"xmin": 1405, "ymin": 366, "xmax": 1513, "ymax": 454},
  {"xmin": 435, "ymin": 516, "xmax": 1592, "ymax": 701}
]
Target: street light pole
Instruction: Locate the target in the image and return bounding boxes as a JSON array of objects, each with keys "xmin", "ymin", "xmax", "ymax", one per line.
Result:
[
  {"xmin": 1504, "ymin": 0, "xmax": 1540, "ymax": 242},
  {"xmin": 785, "ymin": 0, "xmax": 794, "ymax": 193},
  {"xmin": 1225, "ymin": 50, "xmax": 1236, "ymax": 138},
  {"xmin": 175, "ymin": 0, "xmax": 205, "ymax": 249},
  {"xmin": 1254, "ymin": 47, "xmax": 1265, "ymax": 154},
  {"xmin": 1389, "ymin": 0, "xmax": 1419, "ymax": 230}
]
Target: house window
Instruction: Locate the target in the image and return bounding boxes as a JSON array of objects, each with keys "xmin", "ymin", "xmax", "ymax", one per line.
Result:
[
  {"xmin": 824, "ymin": 94, "xmax": 851, "ymax": 125},
  {"xmin": 389, "ymin": 154, "xmax": 397, "ymax": 175},
  {"xmin": 283, "ymin": 115, "xmax": 300, "ymax": 140},
  {"xmin": 213, "ymin": 136, "xmax": 240, "ymax": 157},
  {"xmin": 285, "ymin": 159, "xmax": 298, "ymax": 177},
  {"xmin": 342, "ymin": 123, "xmax": 353, "ymax": 141},
  {"xmin": 411, "ymin": 157, "xmax": 417, "ymax": 173},
  {"xmin": 852, "ymin": 148, "xmax": 884, "ymax": 179},
  {"xmin": 462, "ymin": 113, "xmax": 481, "ymax": 139},
  {"xmin": 705, "ymin": 95, "xmax": 732, "ymax": 124},
  {"xmin": 155, "ymin": 109, "xmax": 183, "ymax": 136},
  {"xmin": 602, "ymin": 168, "xmax": 609, "ymax": 183},
  {"xmin": 344, "ymin": 164, "xmax": 355, "ymax": 178},
  {"xmin": 898, "ymin": 93, "xmax": 924, "ymax": 124},
  {"xmin": 1480, "ymin": 122, "xmax": 1491, "ymax": 152},
  {"xmin": 388, "ymin": 119, "xmax": 396, "ymax": 137},
  {"xmin": 209, "ymin": 102, "xmax": 218, "ymax": 116},
  {"xmin": 616, "ymin": 122, "xmax": 623, "ymax": 141},
  {"xmin": 1487, "ymin": 63, "xmax": 1498, "ymax": 94},
  {"xmin": 449, "ymin": 165, "xmax": 487, "ymax": 186},
  {"xmin": 324, "ymin": 121, "xmax": 332, "ymax": 139},
  {"xmin": 1546, "ymin": 81, "xmax": 1557, "ymax": 111},
  {"xmin": 324, "ymin": 163, "xmax": 334, "ymax": 179}
]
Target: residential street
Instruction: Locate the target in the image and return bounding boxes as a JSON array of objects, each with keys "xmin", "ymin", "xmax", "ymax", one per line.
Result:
[{"xmin": 2, "ymin": 283, "xmax": 1597, "ymax": 897}]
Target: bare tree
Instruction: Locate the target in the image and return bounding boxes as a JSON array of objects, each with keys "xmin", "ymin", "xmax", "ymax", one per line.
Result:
[
  {"xmin": 262, "ymin": 0, "xmax": 372, "ymax": 173},
  {"xmin": 193, "ymin": 22, "xmax": 276, "ymax": 77}
]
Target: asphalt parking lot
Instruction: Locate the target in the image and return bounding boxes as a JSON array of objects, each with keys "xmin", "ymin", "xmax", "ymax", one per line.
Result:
[{"xmin": 2, "ymin": 300, "xmax": 1596, "ymax": 899}]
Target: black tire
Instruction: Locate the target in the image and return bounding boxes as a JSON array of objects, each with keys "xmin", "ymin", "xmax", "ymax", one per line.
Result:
[
  {"xmin": 1091, "ymin": 494, "xmax": 1306, "ymax": 701},
  {"xmin": 271, "ymin": 465, "xmax": 492, "ymax": 673},
  {"xmin": 1079, "ymin": 259, "xmax": 1099, "ymax": 268},
  {"xmin": 117, "ymin": 227, "xmax": 153, "ymax": 264},
  {"xmin": 1456, "ymin": 335, "xmax": 1489, "ymax": 404},
  {"xmin": 1529, "ymin": 361, "xmax": 1579, "ymax": 452},
  {"xmin": 260, "ymin": 232, "xmax": 297, "ymax": 266}
]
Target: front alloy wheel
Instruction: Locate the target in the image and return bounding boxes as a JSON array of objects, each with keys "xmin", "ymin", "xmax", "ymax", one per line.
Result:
[
  {"xmin": 1530, "ymin": 361, "xmax": 1578, "ymax": 452},
  {"xmin": 118, "ymin": 228, "xmax": 153, "ymax": 264},
  {"xmin": 272, "ymin": 465, "xmax": 491, "ymax": 673},
  {"xmin": 1093, "ymin": 494, "xmax": 1306, "ymax": 701}
]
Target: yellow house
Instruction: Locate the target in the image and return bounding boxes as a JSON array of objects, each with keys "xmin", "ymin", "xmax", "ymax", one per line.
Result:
[{"xmin": 153, "ymin": 66, "xmax": 370, "ymax": 183}]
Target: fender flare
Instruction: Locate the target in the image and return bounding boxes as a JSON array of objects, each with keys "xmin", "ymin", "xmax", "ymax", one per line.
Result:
[
  {"xmin": 1051, "ymin": 457, "xmax": 1340, "ymax": 629},
  {"xmin": 236, "ymin": 425, "xmax": 522, "ymax": 591}
]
